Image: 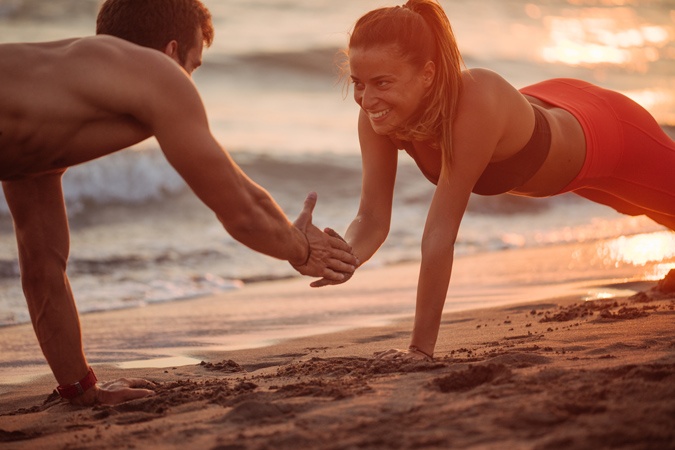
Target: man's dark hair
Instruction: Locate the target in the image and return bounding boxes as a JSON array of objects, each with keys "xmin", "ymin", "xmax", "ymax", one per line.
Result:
[{"xmin": 96, "ymin": 0, "xmax": 214, "ymax": 65}]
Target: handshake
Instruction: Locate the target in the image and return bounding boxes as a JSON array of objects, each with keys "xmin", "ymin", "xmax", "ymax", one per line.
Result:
[{"xmin": 290, "ymin": 192, "xmax": 359, "ymax": 287}]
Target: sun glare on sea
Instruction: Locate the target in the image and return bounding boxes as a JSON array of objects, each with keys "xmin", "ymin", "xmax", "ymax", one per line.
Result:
[
  {"xmin": 595, "ymin": 231, "xmax": 675, "ymax": 279},
  {"xmin": 539, "ymin": 7, "xmax": 671, "ymax": 71}
]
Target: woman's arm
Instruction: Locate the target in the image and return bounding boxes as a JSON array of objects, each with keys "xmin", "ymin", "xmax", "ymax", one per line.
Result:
[
  {"xmin": 409, "ymin": 171, "xmax": 472, "ymax": 356},
  {"xmin": 408, "ymin": 70, "xmax": 514, "ymax": 357},
  {"xmin": 311, "ymin": 109, "xmax": 398, "ymax": 287},
  {"xmin": 345, "ymin": 109, "xmax": 399, "ymax": 263}
]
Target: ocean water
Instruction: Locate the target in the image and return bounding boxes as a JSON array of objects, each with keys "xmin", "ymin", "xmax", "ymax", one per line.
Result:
[{"xmin": 0, "ymin": 0, "xmax": 674, "ymax": 328}]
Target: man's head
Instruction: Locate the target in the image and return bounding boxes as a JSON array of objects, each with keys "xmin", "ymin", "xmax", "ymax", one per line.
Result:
[{"xmin": 96, "ymin": 0, "xmax": 214, "ymax": 74}]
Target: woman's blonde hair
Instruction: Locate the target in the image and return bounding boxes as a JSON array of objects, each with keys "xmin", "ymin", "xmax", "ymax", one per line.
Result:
[{"xmin": 347, "ymin": 0, "xmax": 464, "ymax": 169}]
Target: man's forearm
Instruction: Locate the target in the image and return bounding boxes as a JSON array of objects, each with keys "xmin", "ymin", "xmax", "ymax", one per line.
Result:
[
  {"xmin": 217, "ymin": 192, "xmax": 307, "ymax": 264},
  {"xmin": 24, "ymin": 273, "xmax": 90, "ymax": 387}
]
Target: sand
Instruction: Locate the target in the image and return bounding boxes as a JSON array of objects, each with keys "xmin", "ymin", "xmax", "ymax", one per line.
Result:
[{"xmin": 0, "ymin": 262, "xmax": 674, "ymax": 449}]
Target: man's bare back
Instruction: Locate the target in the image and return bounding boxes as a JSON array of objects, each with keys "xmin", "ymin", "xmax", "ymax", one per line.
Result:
[{"xmin": 0, "ymin": 36, "xmax": 191, "ymax": 180}]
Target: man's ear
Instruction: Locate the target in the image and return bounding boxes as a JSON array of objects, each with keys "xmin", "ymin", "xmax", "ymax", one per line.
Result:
[{"xmin": 162, "ymin": 40, "xmax": 179, "ymax": 58}]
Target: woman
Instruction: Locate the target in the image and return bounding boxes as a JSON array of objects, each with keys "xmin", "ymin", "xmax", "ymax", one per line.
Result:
[{"xmin": 314, "ymin": 0, "xmax": 675, "ymax": 361}]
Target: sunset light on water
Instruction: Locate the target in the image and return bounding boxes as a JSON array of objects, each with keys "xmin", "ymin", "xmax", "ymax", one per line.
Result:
[
  {"xmin": 594, "ymin": 231, "xmax": 675, "ymax": 279},
  {"xmin": 537, "ymin": 2, "xmax": 672, "ymax": 67},
  {"xmin": 531, "ymin": 1, "xmax": 675, "ymax": 124}
]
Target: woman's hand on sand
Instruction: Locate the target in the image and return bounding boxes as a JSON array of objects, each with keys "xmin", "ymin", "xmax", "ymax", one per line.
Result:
[
  {"xmin": 69, "ymin": 378, "xmax": 157, "ymax": 406},
  {"xmin": 375, "ymin": 348, "xmax": 433, "ymax": 362},
  {"xmin": 310, "ymin": 228, "xmax": 357, "ymax": 287},
  {"xmin": 292, "ymin": 193, "xmax": 358, "ymax": 280}
]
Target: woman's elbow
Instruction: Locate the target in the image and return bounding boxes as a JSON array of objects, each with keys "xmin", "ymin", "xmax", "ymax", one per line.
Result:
[
  {"xmin": 420, "ymin": 232, "xmax": 456, "ymax": 259},
  {"xmin": 352, "ymin": 213, "xmax": 390, "ymax": 245}
]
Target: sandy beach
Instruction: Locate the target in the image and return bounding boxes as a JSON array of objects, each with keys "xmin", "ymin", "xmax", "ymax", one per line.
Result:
[
  {"xmin": 1, "ymin": 1, "xmax": 673, "ymax": 448},
  {"xmin": 0, "ymin": 242, "xmax": 674, "ymax": 450}
]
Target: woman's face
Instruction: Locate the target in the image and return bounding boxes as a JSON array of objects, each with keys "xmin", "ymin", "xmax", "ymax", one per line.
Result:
[{"xmin": 349, "ymin": 44, "xmax": 434, "ymax": 136}]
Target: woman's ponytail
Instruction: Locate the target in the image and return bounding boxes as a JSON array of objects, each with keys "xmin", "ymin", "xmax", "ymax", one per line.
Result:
[{"xmin": 404, "ymin": 0, "xmax": 464, "ymax": 170}]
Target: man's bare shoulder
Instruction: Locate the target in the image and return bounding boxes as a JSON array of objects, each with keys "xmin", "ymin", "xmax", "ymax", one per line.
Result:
[
  {"xmin": 66, "ymin": 37, "xmax": 195, "ymax": 114},
  {"xmin": 0, "ymin": 35, "xmax": 157, "ymax": 62},
  {"xmin": 68, "ymin": 36, "xmax": 177, "ymax": 74},
  {"xmin": 0, "ymin": 35, "xmax": 181, "ymax": 89}
]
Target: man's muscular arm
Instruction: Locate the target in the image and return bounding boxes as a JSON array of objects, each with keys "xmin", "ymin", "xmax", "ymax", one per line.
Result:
[
  {"xmin": 118, "ymin": 50, "xmax": 356, "ymax": 278},
  {"xmin": 2, "ymin": 173, "xmax": 153, "ymax": 405},
  {"xmin": 58, "ymin": 38, "xmax": 355, "ymax": 279}
]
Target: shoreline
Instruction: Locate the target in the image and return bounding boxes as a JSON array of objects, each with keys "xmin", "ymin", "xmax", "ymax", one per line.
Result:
[
  {"xmin": 0, "ymin": 237, "xmax": 671, "ymax": 387},
  {"xmin": 1, "ymin": 227, "xmax": 669, "ymax": 329}
]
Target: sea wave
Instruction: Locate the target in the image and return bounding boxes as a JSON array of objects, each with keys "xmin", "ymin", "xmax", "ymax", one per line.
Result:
[
  {"xmin": 0, "ymin": 148, "xmax": 562, "ymax": 219},
  {"xmin": 0, "ymin": 148, "xmax": 187, "ymax": 217},
  {"xmin": 203, "ymin": 47, "xmax": 345, "ymax": 79},
  {"xmin": 0, "ymin": 0, "xmax": 99, "ymax": 21}
]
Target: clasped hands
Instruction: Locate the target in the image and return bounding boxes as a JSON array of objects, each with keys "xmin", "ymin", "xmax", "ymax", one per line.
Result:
[{"xmin": 291, "ymin": 192, "xmax": 358, "ymax": 286}]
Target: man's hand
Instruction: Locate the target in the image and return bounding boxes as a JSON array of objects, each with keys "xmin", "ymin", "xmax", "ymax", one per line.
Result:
[
  {"xmin": 374, "ymin": 348, "xmax": 433, "ymax": 362},
  {"xmin": 291, "ymin": 192, "xmax": 358, "ymax": 281},
  {"xmin": 69, "ymin": 378, "xmax": 157, "ymax": 406},
  {"xmin": 310, "ymin": 227, "xmax": 356, "ymax": 288}
]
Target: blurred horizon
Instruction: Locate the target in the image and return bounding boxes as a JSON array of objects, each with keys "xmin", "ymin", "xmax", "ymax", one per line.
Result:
[{"xmin": 0, "ymin": 0, "xmax": 673, "ymax": 125}]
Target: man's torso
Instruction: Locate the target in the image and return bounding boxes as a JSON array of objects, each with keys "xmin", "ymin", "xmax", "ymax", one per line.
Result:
[{"xmin": 0, "ymin": 37, "xmax": 166, "ymax": 180}]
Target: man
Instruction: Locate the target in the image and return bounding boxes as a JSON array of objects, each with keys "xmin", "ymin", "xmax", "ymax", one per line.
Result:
[{"xmin": 1, "ymin": 0, "xmax": 357, "ymax": 406}]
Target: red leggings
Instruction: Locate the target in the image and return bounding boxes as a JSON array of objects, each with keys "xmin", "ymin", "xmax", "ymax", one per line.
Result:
[{"xmin": 520, "ymin": 79, "xmax": 675, "ymax": 229}]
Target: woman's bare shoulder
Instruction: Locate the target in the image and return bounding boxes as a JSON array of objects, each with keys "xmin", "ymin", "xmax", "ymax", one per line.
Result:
[
  {"xmin": 461, "ymin": 68, "xmax": 520, "ymax": 100},
  {"xmin": 458, "ymin": 68, "xmax": 537, "ymax": 161},
  {"xmin": 453, "ymin": 69, "xmax": 533, "ymax": 157},
  {"xmin": 458, "ymin": 68, "xmax": 531, "ymax": 125}
]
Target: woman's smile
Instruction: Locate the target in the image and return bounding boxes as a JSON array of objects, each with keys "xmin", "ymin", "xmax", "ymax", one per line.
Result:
[
  {"xmin": 349, "ymin": 44, "xmax": 433, "ymax": 135},
  {"xmin": 369, "ymin": 108, "xmax": 392, "ymax": 121}
]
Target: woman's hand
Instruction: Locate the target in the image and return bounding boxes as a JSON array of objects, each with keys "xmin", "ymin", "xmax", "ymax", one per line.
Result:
[{"xmin": 309, "ymin": 228, "xmax": 357, "ymax": 287}]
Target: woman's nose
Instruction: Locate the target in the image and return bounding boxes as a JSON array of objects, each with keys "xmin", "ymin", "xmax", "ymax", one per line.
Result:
[{"xmin": 357, "ymin": 87, "xmax": 377, "ymax": 109}]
